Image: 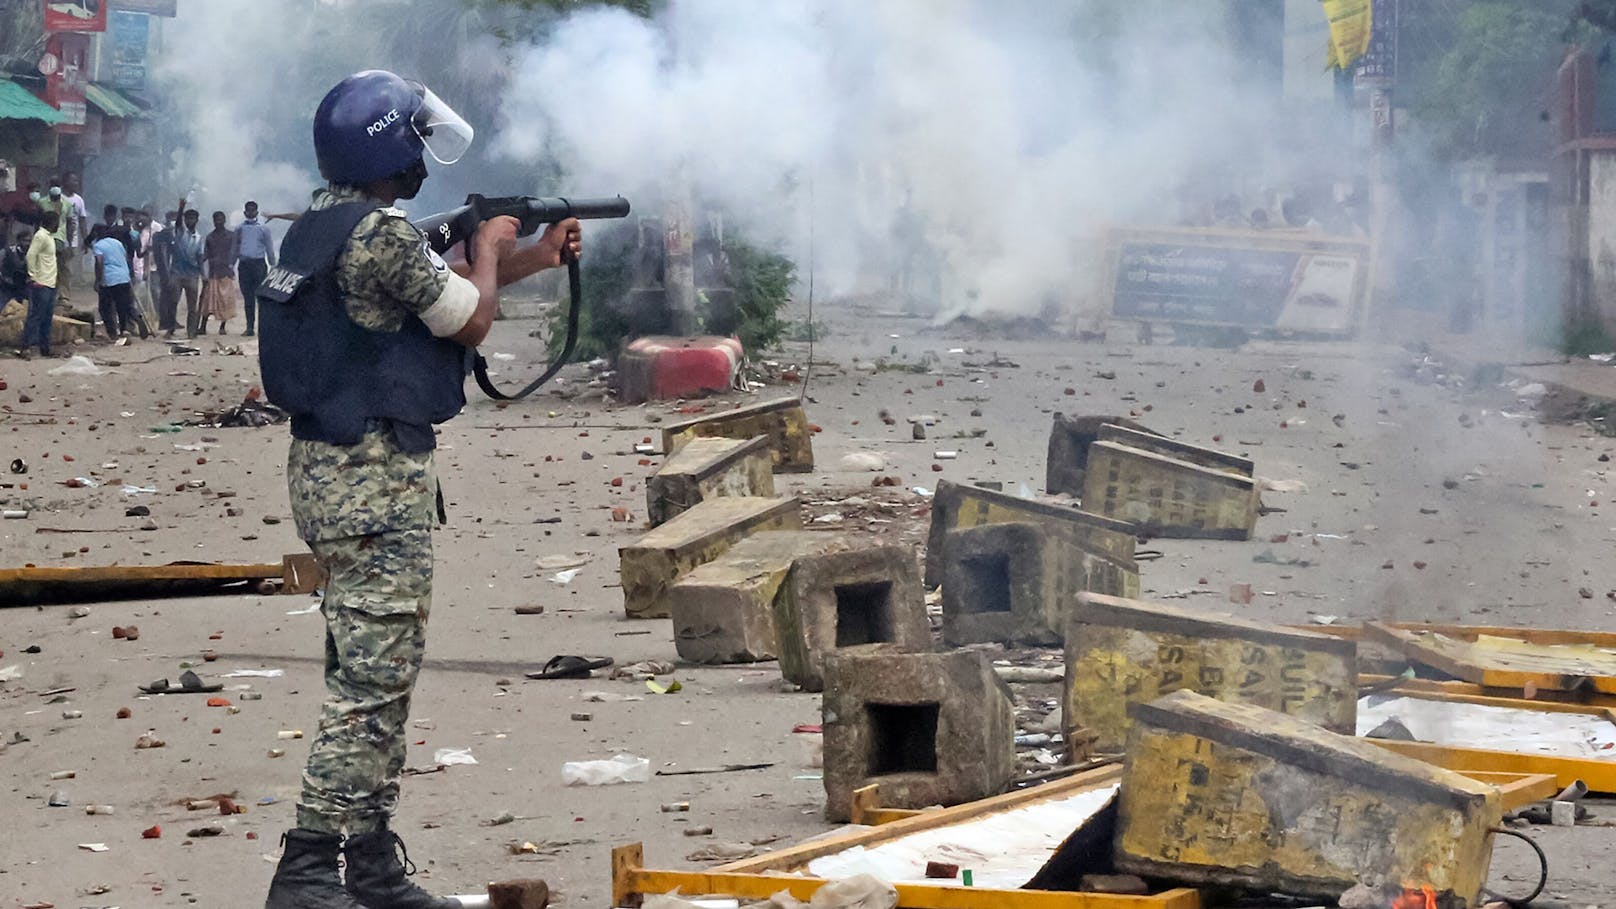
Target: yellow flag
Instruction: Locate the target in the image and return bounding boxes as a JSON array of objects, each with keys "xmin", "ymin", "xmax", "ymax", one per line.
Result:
[{"xmin": 1321, "ymin": 0, "xmax": 1372, "ymax": 70}]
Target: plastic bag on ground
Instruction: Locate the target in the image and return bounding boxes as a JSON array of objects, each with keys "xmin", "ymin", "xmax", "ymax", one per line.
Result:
[
  {"xmin": 48, "ymin": 355, "xmax": 103, "ymax": 376},
  {"xmin": 562, "ymin": 753, "xmax": 651, "ymax": 786},
  {"xmin": 810, "ymin": 875, "xmax": 897, "ymax": 909}
]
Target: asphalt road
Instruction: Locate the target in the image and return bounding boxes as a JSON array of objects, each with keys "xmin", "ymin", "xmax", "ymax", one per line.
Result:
[{"xmin": 0, "ymin": 307, "xmax": 1610, "ymax": 906}]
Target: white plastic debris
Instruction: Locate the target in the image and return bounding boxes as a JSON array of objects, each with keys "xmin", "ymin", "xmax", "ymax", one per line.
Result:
[
  {"xmin": 562, "ymin": 753, "xmax": 651, "ymax": 786},
  {"xmin": 121, "ymin": 485, "xmax": 158, "ymax": 495},
  {"xmin": 285, "ymin": 603, "xmax": 321, "ymax": 616},
  {"xmin": 550, "ymin": 568, "xmax": 581, "ymax": 585},
  {"xmin": 0, "ymin": 665, "xmax": 22, "ymax": 682},
  {"xmin": 583, "ymin": 691, "xmax": 644, "ymax": 703},
  {"xmin": 223, "ymin": 669, "xmax": 285, "ymax": 678},
  {"xmin": 48, "ymin": 355, "xmax": 103, "ymax": 376},
  {"xmin": 433, "ymin": 747, "xmax": 478, "ymax": 766}
]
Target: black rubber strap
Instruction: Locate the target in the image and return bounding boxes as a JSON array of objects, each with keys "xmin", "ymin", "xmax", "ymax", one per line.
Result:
[{"xmin": 472, "ymin": 256, "xmax": 582, "ymax": 401}]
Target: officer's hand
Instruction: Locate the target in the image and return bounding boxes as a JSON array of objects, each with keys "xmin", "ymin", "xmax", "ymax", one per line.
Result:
[
  {"xmin": 537, "ymin": 217, "xmax": 583, "ymax": 268},
  {"xmin": 473, "ymin": 215, "xmax": 520, "ymax": 263}
]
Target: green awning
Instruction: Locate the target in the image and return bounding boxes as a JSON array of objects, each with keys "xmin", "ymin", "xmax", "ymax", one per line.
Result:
[
  {"xmin": 0, "ymin": 80, "xmax": 66, "ymax": 125},
  {"xmin": 85, "ymin": 82, "xmax": 150, "ymax": 119}
]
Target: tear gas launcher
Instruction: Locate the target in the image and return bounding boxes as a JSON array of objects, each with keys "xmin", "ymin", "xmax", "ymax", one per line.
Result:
[{"xmin": 413, "ymin": 193, "xmax": 631, "ymax": 400}]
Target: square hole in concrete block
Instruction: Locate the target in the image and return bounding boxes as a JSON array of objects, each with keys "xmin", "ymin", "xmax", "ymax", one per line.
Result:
[
  {"xmin": 867, "ymin": 701, "xmax": 939, "ymax": 775},
  {"xmin": 960, "ymin": 553, "xmax": 1012, "ymax": 613},
  {"xmin": 835, "ymin": 580, "xmax": 895, "ymax": 646}
]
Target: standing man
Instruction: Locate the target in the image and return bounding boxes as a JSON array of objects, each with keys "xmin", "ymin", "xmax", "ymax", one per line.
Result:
[
  {"xmin": 1, "ymin": 223, "xmax": 30, "ymax": 307},
  {"xmin": 126, "ymin": 208, "xmax": 158, "ymax": 331},
  {"xmin": 257, "ymin": 70, "xmax": 581, "ymax": 909},
  {"xmin": 59, "ymin": 172, "xmax": 88, "ymax": 303},
  {"xmin": 200, "ymin": 209, "xmax": 238, "ymax": 334},
  {"xmin": 235, "ymin": 200, "xmax": 275, "ymax": 336},
  {"xmin": 151, "ymin": 208, "xmax": 178, "ymax": 338},
  {"xmin": 170, "ymin": 204, "xmax": 205, "ymax": 337},
  {"xmin": 20, "ymin": 210, "xmax": 58, "ymax": 358},
  {"xmin": 92, "ymin": 223, "xmax": 147, "ymax": 339}
]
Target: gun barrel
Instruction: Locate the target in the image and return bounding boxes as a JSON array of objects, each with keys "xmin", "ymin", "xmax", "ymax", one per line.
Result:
[{"xmin": 525, "ymin": 196, "xmax": 631, "ymax": 223}]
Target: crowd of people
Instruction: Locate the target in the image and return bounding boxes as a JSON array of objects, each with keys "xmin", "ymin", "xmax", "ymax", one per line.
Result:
[{"xmin": 1, "ymin": 173, "xmax": 280, "ymax": 358}]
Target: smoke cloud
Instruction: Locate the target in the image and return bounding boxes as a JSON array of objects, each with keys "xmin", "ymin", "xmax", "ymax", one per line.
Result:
[
  {"xmin": 494, "ymin": 0, "xmax": 1287, "ymax": 319},
  {"xmin": 138, "ymin": 0, "xmax": 1300, "ymax": 321}
]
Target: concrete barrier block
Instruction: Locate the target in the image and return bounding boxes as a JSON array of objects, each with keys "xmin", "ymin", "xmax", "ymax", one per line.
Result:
[
  {"xmin": 617, "ymin": 335, "xmax": 743, "ymax": 404},
  {"xmin": 1081, "ymin": 440, "xmax": 1259, "ymax": 539},
  {"xmin": 1117, "ymin": 690, "xmax": 1500, "ymax": 903},
  {"xmin": 941, "ymin": 521, "xmax": 1127, "ymax": 647},
  {"xmin": 1095, "ymin": 423, "xmax": 1253, "ymax": 478},
  {"xmin": 1064, "ymin": 592, "xmax": 1357, "ymax": 753},
  {"xmin": 618, "ymin": 496, "xmax": 801, "ymax": 619},
  {"xmin": 661, "ymin": 396, "xmax": 814, "ymax": 473},
  {"xmin": 775, "ymin": 545, "xmax": 930, "ymax": 692},
  {"xmin": 646, "ymin": 435, "xmax": 775, "ymax": 527},
  {"xmin": 821, "ymin": 648, "xmax": 1016, "ymax": 822},
  {"xmin": 666, "ymin": 531, "xmax": 856, "ymax": 664},
  {"xmin": 924, "ymin": 480, "xmax": 1139, "ymax": 592},
  {"xmin": 1045, "ymin": 414, "xmax": 1158, "ymax": 496}
]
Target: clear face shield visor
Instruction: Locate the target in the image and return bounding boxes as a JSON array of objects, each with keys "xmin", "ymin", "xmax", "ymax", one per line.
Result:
[{"xmin": 407, "ymin": 82, "xmax": 474, "ymax": 166}]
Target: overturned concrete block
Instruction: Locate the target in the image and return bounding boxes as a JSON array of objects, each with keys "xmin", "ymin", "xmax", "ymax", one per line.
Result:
[
  {"xmin": 822, "ymin": 648, "xmax": 1016, "ymax": 822},
  {"xmin": 618, "ymin": 335, "xmax": 743, "ymax": 404},
  {"xmin": 776, "ymin": 545, "xmax": 930, "ymax": 692},
  {"xmin": 1081, "ymin": 440, "xmax": 1259, "ymax": 539},
  {"xmin": 1045, "ymin": 414, "xmax": 1158, "ymax": 496},
  {"xmin": 1096, "ymin": 423, "xmax": 1253, "ymax": 478},
  {"xmin": 646, "ymin": 435, "xmax": 775, "ymax": 527},
  {"xmin": 661, "ymin": 396, "xmax": 814, "ymax": 473},
  {"xmin": 941, "ymin": 522, "xmax": 1125, "ymax": 647},
  {"xmin": 0, "ymin": 299, "xmax": 91, "ymax": 348},
  {"xmin": 1116, "ymin": 690, "xmax": 1500, "ymax": 902},
  {"xmin": 924, "ymin": 480, "xmax": 1138, "ymax": 591},
  {"xmin": 1065, "ymin": 592, "xmax": 1356, "ymax": 753},
  {"xmin": 666, "ymin": 531, "xmax": 855, "ymax": 664},
  {"xmin": 619, "ymin": 496, "xmax": 801, "ymax": 619}
]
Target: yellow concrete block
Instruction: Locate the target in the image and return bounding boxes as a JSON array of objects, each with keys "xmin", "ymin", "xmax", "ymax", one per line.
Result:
[
  {"xmin": 647, "ymin": 435, "xmax": 775, "ymax": 526},
  {"xmin": 1065, "ymin": 592, "xmax": 1356, "ymax": 753},
  {"xmin": 0, "ymin": 298, "xmax": 90, "ymax": 347},
  {"xmin": 662, "ymin": 397, "xmax": 814, "ymax": 473},
  {"xmin": 1117, "ymin": 690, "xmax": 1501, "ymax": 903},
  {"xmin": 1096, "ymin": 423, "xmax": 1253, "ymax": 478},
  {"xmin": 618, "ymin": 496, "xmax": 801, "ymax": 619},
  {"xmin": 923, "ymin": 479, "xmax": 1139, "ymax": 591},
  {"xmin": 1044, "ymin": 414, "xmax": 1158, "ymax": 496},
  {"xmin": 667, "ymin": 531, "xmax": 855, "ymax": 663},
  {"xmin": 1081, "ymin": 440, "xmax": 1258, "ymax": 539}
]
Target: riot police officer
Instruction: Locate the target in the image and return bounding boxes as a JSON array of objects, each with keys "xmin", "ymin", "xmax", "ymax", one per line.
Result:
[{"xmin": 258, "ymin": 70, "xmax": 581, "ymax": 909}]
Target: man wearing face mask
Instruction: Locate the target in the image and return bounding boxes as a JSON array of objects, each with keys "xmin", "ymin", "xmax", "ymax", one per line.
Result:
[{"xmin": 256, "ymin": 70, "xmax": 581, "ymax": 909}]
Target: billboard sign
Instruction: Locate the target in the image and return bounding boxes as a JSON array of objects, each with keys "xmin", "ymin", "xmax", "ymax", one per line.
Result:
[
  {"xmin": 110, "ymin": 0, "xmax": 176, "ymax": 14},
  {"xmin": 43, "ymin": 0, "xmax": 108, "ymax": 33},
  {"xmin": 108, "ymin": 10, "xmax": 149, "ymax": 90},
  {"xmin": 1104, "ymin": 227, "xmax": 1371, "ymax": 337}
]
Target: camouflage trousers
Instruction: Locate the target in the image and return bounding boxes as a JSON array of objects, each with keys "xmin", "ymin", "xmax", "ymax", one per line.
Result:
[{"xmin": 295, "ymin": 528, "xmax": 434, "ymax": 836}]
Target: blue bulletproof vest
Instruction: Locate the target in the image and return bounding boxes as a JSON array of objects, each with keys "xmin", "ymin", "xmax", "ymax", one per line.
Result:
[{"xmin": 256, "ymin": 200, "xmax": 470, "ymax": 453}]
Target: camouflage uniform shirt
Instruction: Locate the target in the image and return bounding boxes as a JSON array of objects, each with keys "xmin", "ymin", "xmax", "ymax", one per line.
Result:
[{"xmin": 286, "ymin": 185, "xmax": 476, "ymax": 542}]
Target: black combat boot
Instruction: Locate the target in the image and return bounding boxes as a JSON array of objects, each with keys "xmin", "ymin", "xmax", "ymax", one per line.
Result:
[
  {"xmin": 343, "ymin": 828, "xmax": 463, "ymax": 909},
  {"xmin": 265, "ymin": 828, "xmax": 368, "ymax": 909}
]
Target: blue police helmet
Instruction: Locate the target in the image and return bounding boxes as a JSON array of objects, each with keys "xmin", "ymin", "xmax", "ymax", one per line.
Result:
[{"xmin": 313, "ymin": 70, "xmax": 475, "ymax": 185}]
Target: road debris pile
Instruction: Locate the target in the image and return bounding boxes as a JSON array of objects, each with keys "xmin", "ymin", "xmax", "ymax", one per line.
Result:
[{"xmin": 615, "ymin": 399, "xmax": 1575, "ymax": 909}]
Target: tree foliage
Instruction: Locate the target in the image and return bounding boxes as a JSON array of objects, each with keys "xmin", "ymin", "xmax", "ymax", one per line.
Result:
[{"xmin": 1407, "ymin": 0, "xmax": 1585, "ymax": 161}]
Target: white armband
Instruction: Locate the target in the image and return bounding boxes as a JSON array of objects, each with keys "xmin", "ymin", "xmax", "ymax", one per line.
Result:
[{"xmin": 418, "ymin": 271, "xmax": 479, "ymax": 338}]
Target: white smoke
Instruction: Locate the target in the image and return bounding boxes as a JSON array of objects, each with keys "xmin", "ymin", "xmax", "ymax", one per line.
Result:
[{"xmin": 494, "ymin": 0, "xmax": 1281, "ymax": 319}]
